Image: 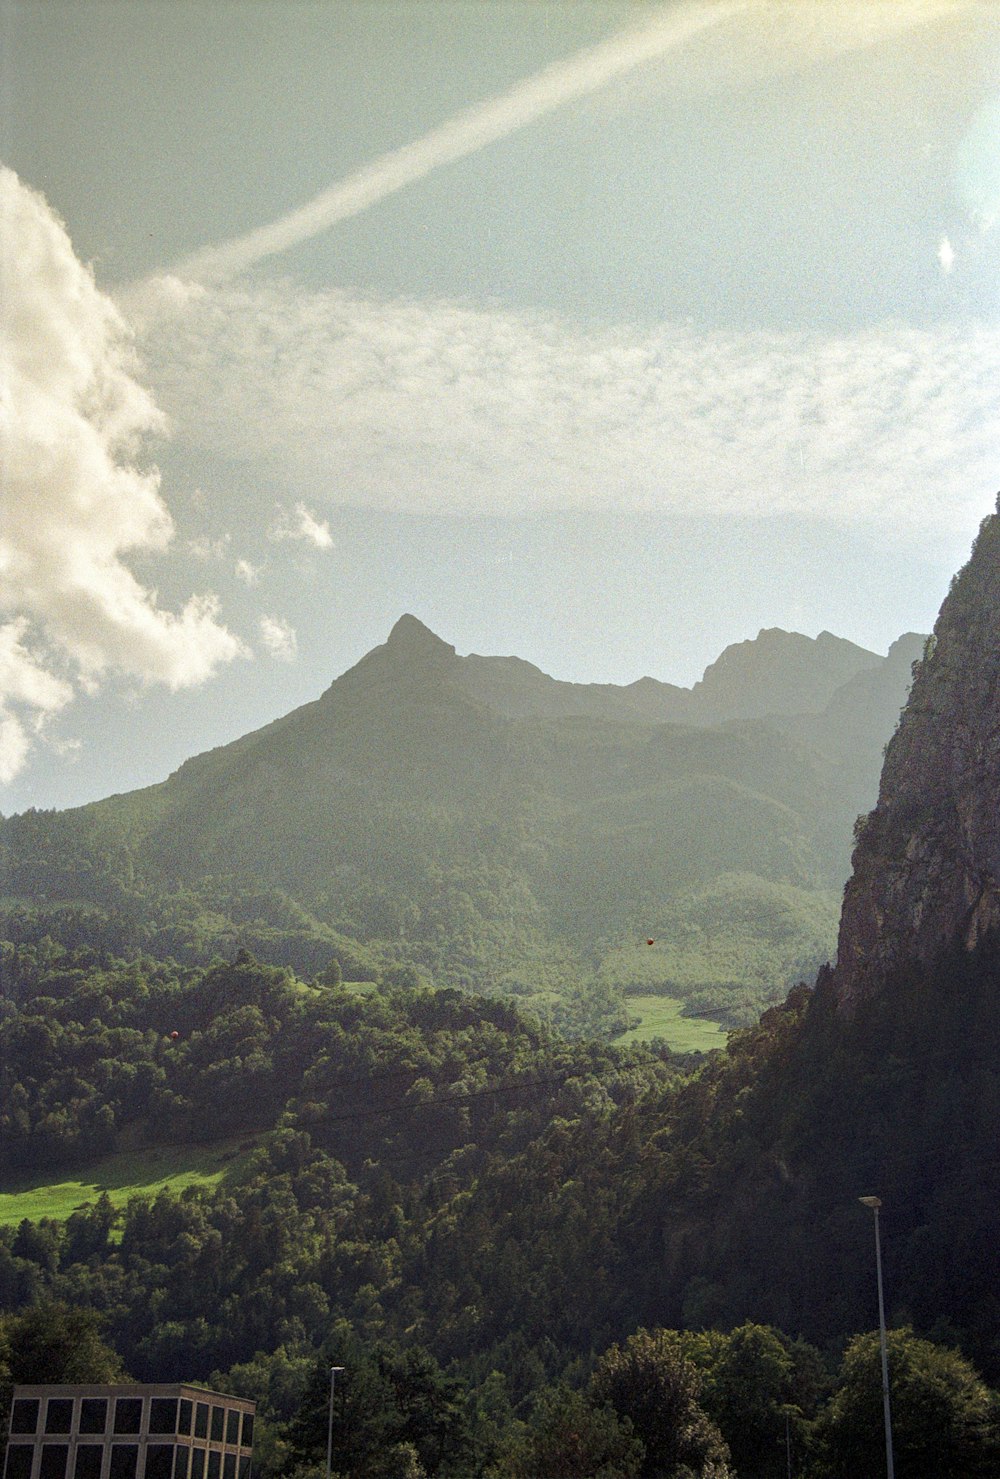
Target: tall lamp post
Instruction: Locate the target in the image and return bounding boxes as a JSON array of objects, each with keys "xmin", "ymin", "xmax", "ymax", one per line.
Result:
[
  {"xmin": 326, "ymin": 1366, "xmax": 345, "ymax": 1479},
  {"xmin": 859, "ymin": 1196, "xmax": 894, "ymax": 1479}
]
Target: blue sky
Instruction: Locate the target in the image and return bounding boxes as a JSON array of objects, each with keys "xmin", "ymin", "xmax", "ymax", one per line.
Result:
[{"xmin": 2, "ymin": 1, "xmax": 999, "ymax": 808}]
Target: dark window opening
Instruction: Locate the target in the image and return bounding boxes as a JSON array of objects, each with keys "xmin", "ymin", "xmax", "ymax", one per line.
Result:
[
  {"xmin": 148, "ymin": 1403, "xmax": 177, "ymax": 1438},
  {"xmin": 238, "ymin": 1417, "xmax": 252, "ymax": 1449},
  {"xmin": 189, "ymin": 1453, "xmax": 204, "ymax": 1479},
  {"xmin": 177, "ymin": 1405, "xmax": 192, "ymax": 1439},
  {"xmin": 73, "ymin": 1447, "xmax": 103, "ymax": 1479},
  {"xmin": 80, "ymin": 1403, "xmax": 108, "ymax": 1437},
  {"xmin": 144, "ymin": 1445, "xmax": 174, "ymax": 1479},
  {"xmin": 208, "ymin": 1412, "xmax": 223, "ymax": 1446},
  {"xmin": 193, "ymin": 1408, "xmax": 208, "ymax": 1442},
  {"xmin": 45, "ymin": 1403, "xmax": 73, "ymax": 1436},
  {"xmin": 40, "ymin": 1445, "xmax": 69, "ymax": 1479},
  {"xmin": 109, "ymin": 1449, "xmax": 138, "ymax": 1479},
  {"xmin": 4, "ymin": 1446, "xmax": 34, "ymax": 1479},
  {"xmin": 11, "ymin": 1402, "xmax": 40, "ymax": 1436},
  {"xmin": 206, "ymin": 1455, "xmax": 219, "ymax": 1479},
  {"xmin": 113, "ymin": 1402, "xmax": 142, "ymax": 1438},
  {"xmin": 223, "ymin": 1413, "xmax": 238, "ymax": 1449}
]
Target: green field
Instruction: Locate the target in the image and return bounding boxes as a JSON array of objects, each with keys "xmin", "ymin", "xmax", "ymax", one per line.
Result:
[
  {"xmin": 0, "ymin": 1139, "xmax": 258, "ymax": 1228},
  {"xmin": 616, "ymin": 995, "xmax": 728, "ymax": 1052}
]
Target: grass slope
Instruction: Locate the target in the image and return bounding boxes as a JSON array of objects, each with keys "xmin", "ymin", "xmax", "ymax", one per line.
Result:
[
  {"xmin": 0, "ymin": 1139, "xmax": 258, "ymax": 1227},
  {"xmin": 614, "ymin": 995, "xmax": 728, "ymax": 1051}
]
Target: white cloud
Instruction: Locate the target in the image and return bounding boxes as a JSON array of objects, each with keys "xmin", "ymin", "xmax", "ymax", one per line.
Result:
[
  {"xmin": 268, "ymin": 502, "xmax": 334, "ymax": 550},
  {"xmin": 187, "ymin": 533, "xmax": 231, "ymax": 561},
  {"xmin": 938, "ymin": 236, "xmax": 956, "ymax": 273},
  {"xmin": 259, "ymin": 614, "xmax": 297, "ymax": 661},
  {"xmin": 235, "ymin": 557, "xmax": 263, "ymax": 586},
  {"xmin": 0, "ymin": 167, "xmax": 245, "ymax": 782},
  {"xmin": 0, "ymin": 619, "xmax": 73, "ymax": 784},
  {"xmin": 137, "ymin": 278, "xmax": 1000, "ymax": 538}
]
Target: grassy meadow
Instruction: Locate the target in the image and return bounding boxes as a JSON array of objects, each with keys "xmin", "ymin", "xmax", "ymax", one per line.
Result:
[
  {"xmin": 616, "ymin": 994, "xmax": 728, "ymax": 1052},
  {"xmin": 0, "ymin": 1139, "xmax": 258, "ymax": 1228}
]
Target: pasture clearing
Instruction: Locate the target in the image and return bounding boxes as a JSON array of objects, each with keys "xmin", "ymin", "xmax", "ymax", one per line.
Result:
[
  {"xmin": 616, "ymin": 994, "xmax": 728, "ymax": 1052},
  {"xmin": 0, "ymin": 1138, "xmax": 259, "ymax": 1228}
]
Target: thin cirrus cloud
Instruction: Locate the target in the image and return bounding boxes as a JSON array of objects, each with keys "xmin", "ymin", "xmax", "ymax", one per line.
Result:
[
  {"xmin": 139, "ymin": 278, "xmax": 1000, "ymax": 537},
  {"xmin": 163, "ymin": 1, "xmax": 743, "ymax": 289},
  {"xmin": 143, "ymin": 0, "xmax": 965, "ymax": 295},
  {"xmin": 121, "ymin": 0, "xmax": 990, "ymax": 541},
  {"xmin": 0, "ymin": 167, "xmax": 245, "ymax": 783}
]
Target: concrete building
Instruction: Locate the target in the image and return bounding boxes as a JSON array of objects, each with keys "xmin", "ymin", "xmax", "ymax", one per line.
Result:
[{"xmin": 3, "ymin": 1386, "xmax": 255, "ymax": 1479}]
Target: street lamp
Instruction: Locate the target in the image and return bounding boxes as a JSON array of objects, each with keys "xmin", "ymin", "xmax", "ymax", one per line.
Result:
[
  {"xmin": 326, "ymin": 1366, "xmax": 345, "ymax": 1479},
  {"xmin": 859, "ymin": 1196, "xmax": 894, "ymax": 1479}
]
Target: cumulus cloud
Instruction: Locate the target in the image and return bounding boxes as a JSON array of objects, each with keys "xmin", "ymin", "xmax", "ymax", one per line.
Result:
[
  {"xmin": 137, "ymin": 278, "xmax": 1000, "ymax": 537},
  {"xmin": 259, "ymin": 614, "xmax": 297, "ymax": 661},
  {"xmin": 0, "ymin": 167, "xmax": 244, "ymax": 781},
  {"xmin": 0, "ymin": 619, "xmax": 73, "ymax": 784},
  {"xmin": 268, "ymin": 502, "xmax": 334, "ymax": 549}
]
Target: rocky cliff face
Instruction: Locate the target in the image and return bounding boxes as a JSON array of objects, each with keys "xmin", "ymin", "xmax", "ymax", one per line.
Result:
[{"xmin": 830, "ymin": 502, "xmax": 1000, "ymax": 1011}]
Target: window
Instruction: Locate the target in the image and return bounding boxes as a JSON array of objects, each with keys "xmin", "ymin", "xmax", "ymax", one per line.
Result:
[
  {"xmin": 144, "ymin": 1446, "xmax": 174, "ymax": 1479},
  {"xmin": 113, "ymin": 1402, "xmax": 142, "ymax": 1438},
  {"xmin": 73, "ymin": 1447, "xmax": 103, "ymax": 1479},
  {"xmin": 109, "ymin": 1450, "xmax": 138, "ymax": 1479},
  {"xmin": 224, "ymin": 1414, "xmax": 239, "ymax": 1448},
  {"xmin": 238, "ymin": 1417, "xmax": 252, "ymax": 1450},
  {"xmin": 208, "ymin": 1412, "xmax": 223, "ymax": 1446},
  {"xmin": 80, "ymin": 1403, "xmax": 108, "ymax": 1436},
  {"xmin": 222, "ymin": 1457, "xmax": 234, "ymax": 1479},
  {"xmin": 177, "ymin": 1404, "xmax": 192, "ymax": 1439},
  {"xmin": 206, "ymin": 1456, "xmax": 220, "ymax": 1479},
  {"xmin": 172, "ymin": 1449, "xmax": 189, "ymax": 1479},
  {"xmin": 40, "ymin": 1446, "xmax": 69, "ymax": 1479},
  {"xmin": 45, "ymin": 1403, "xmax": 73, "ymax": 1437},
  {"xmin": 4, "ymin": 1446, "xmax": 34, "ymax": 1479},
  {"xmin": 10, "ymin": 1402, "xmax": 40, "ymax": 1436},
  {"xmin": 148, "ymin": 1403, "xmax": 177, "ymax": 1438},
  {"xmin": 189, "ymin": 1453, "xmax": 204, "ymax": 1479},
  {"xmin": 193, "ymin": 1408, "xmax": 208, "ymax": 1442},
  {"xmin": 237, "ymin": 1459, "xmax": 250, "ymax": 1479}
]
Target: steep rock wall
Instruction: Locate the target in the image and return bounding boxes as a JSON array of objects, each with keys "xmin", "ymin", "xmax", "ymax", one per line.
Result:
[{"xmin": 831, "ymin": 501, "xmax": 1000, "ymax": 1010}]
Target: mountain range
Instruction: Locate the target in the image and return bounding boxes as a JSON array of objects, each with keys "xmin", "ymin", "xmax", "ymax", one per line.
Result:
[
  {"xmin": 2, "ymin": 507, "xmax": 1000, "ymax": 1446},
  {"xmin": 1, "ymin": 618, "xmax": 923, "ymax": 1030}
]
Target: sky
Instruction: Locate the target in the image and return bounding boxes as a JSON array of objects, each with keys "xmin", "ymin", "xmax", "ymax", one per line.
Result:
[{"xmin": 2, "ymin": 0, "xmax": 999, "ymax": 811}]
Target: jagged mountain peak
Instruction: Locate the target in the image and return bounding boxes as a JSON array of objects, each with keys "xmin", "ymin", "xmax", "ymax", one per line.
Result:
[
  {"xmin": 830, "ymin": 501, "xmax": 1000, "ymax": 1010},
  {"xmin": 385, "ymin": 613, "xmax": 457, "ymax": 660},
  {"xmin": 691, "ymin": 626, "xmax": 881, "ymax": 723}
]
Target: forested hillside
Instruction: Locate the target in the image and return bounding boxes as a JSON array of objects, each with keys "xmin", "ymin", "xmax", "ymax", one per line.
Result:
[{"xmin": 2, "ymin": 906, "xmax": 999, "ymax": 1474}]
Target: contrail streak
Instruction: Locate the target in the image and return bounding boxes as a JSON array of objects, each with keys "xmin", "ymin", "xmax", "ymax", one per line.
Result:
[{"xmin": 170, "ymin": 2, "xmax": 743, "ymax": 284}]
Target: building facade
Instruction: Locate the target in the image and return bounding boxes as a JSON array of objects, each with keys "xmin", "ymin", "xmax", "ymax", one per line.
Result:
[{"xmin": 3, "ymin": 1386, "xmax": 255, "ymax": 1479}]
